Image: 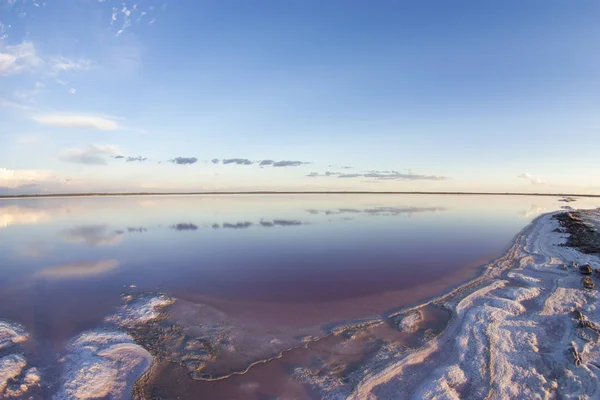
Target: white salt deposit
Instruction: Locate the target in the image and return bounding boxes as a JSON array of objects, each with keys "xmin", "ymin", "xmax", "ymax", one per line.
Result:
[
  {"xmin": 0, "ymin": 321, "xmax": 40, "ymax": 398},
  {"xmin": 0, "ymin": 320, "xmax": 28, "ymax": 351},
  {"xmin": 55, "ymin": 294, "xmax": 173, "ymax": 399},
  {"xmin": 2, "ymin": 367, "xmax": 41, "ymax": 398},
  {"xmin": 396, "ymin": 311, "xmax": 422, "ymax": 333},
  {"xmin": 105, "ymin": 294, "xmax": 174, "ymax": 328},
  {"xmin": 54, "ymin": 330, "xmax": 153, "ymax": 399},
  {"xmin": 23, "ymin": 367, "xmax": 41, "ymax": 386},
  {"xmin": 0, "ymin": 354, "xmax": 26, "ymax": 393}
]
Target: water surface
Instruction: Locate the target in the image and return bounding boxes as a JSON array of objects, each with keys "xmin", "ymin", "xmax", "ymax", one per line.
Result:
[{"xmin": 1, "ymin": 194, "xmax": 598, "ymax": 397}]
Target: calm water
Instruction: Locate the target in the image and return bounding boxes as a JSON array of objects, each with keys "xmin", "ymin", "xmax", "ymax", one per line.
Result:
[
  {"xmin": 2, "ymin": 194, "xmax": 598, "ymax": 333},
  {"xmin": 1, "ymin": 194, "xmax": 599, "ymax": 397}
]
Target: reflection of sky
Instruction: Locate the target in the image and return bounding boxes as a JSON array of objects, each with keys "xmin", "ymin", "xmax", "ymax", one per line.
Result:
[
  {"xmin": 0, "ymin": 205, "xmax": 51, "ymax": 228},
  {"xmin": 1, "ymin": 195, "xmax": 599, "ymax": 300}
]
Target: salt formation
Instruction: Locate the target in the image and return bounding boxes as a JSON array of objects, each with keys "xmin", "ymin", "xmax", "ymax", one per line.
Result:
[
  {"xmin": 54, "ymin": 331, "xmax": 153, "ymax": 399},
  {"xmin": 346, "ymin": 211, "xmax": 600, "ymax": 399},
  {"xmin": 0, "ymin": 321, "xmax": 41, "ymax": 398},
  {"xmin": 395, "ymin": 311, "xmax": 422, "ymax": 333},
  {"xmin": 0, "ymin": 320, "xmax": 28, "ymax": 351},
  {"xmin": 54, "ymin": 294, "xmax": 173, "ymax": 399},
  {"xmin": 106, "ymin": 294, "xmax": 174, "ymax": 328}
]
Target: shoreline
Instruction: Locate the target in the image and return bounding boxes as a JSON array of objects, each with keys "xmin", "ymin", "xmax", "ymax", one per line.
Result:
[
  {"xmin": 1, "ymin": 191, "xmax": 599, "ymax": 199},
  {"xmin": 346, "ymin": 209, "xmax": 600, "ymax": 399},
  {"xmin": 134, "ymin": 208, "xmax": 599, "ymax": 398},
  {"xmin": 130, "ymin": 211, "xmax": 564, "ymax": 398}
]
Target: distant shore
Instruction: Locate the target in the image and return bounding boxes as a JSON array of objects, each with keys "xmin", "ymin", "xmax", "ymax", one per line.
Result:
[{"xmin": 1, "ymin": 191, "xmax": 599, "ymax": 199}]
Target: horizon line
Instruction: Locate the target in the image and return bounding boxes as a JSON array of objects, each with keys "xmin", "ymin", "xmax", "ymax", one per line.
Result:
[{"xmin": 0, "ymin": 191, "xmax": 598, "ymax": 199}]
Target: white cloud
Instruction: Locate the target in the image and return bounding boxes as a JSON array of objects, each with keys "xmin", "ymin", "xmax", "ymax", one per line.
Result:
[
  {"xmin": 0, "ymin": 40, "xmax": 92, "ymax": 79},
  {"xmin": 50, "ymin": 56, "xmax": 92, "ymax": 72},
  {"xmin": 0, "ymin": 168, "xmax": 52, "ymax": 188},
  {"xmin": 33, "ymin": 114, "xmax": 121, "ymax": 130},
  {"xmin": 69, "ymin": 88, "xmax": 76, "ymax": 94},
  {"xmin": 15, "ymin": 135, "xmax": 41, "ymax": 145},
  {"xmin": 0, "ymin": 97, "xmax": 32, "ymax": 110},
  {"xmin": 0, "ymin": 41, "xmax": 41, "ymax": 75},
  {"xmin": 59, "ymin": 144, "xmax": 121, "ymax": 165},
  {"xmin": 518, "ymin": 172, "xmax": 546, "ymax": 185},
  {"xmin": 109, "ymin": 1, "xmax": 160, "ymax": 36}
]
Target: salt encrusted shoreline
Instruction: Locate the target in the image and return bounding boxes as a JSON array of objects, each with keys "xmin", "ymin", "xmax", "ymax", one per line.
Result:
[{"xmin": 343, "ymin": 209, "xmax": 600, "ymax": 399}]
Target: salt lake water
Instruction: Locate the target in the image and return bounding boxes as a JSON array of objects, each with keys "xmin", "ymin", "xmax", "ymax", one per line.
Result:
[{"xmin": 0, "ymin": 194, "xmax": 598, "ymax": 398}]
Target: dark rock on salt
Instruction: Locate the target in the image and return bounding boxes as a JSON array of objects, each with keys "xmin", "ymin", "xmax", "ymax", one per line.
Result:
[
  {"xmin": 580, "ymin": 265, "xmax": 592, "ymax": 275},
  {"xmin": 553, "ymin": 212, "xmax": 600, "ymax": 254},
  {"xmin": 581, "ymin": 276, "xmax": 595, "ymax": 289},
  {"xmin": 571, "ymin": 342, "xmax": 582, "ymax": 366}
]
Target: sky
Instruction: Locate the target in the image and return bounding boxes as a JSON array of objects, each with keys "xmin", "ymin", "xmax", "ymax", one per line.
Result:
[{"xmin": 1, "ymin": 0, "xmax": 599, "ymax": 195}]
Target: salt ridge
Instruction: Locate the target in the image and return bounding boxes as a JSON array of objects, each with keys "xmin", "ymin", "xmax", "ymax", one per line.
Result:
[{"xmin": 344, "ymin": 211, "xmax": 600, "ymax": 399}]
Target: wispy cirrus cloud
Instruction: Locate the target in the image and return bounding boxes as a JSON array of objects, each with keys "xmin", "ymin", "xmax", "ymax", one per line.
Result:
[
  {"xmin": 307, "ymin": 170, "xmax": 448, "ymax": 181},
  {"xmin": 59, "ymin": 144, "xmax": 121, "ymax": 165},
  {"xmin": 0, "ymin": 41, "xmax": 41, "ymax": 75},
  {"xmin": 211, "ymin": 158, "xmax": 309, "ymax": 167},
  {"xmin": 50, "ymin": 56, "xmax": 92, "ymax": 72},
  {"xmin": 15, "ymin": 135, "xmax": 41, "ymax": 145},
  {"xmin": 109, "ymin": 0, "xmax": 164, "ymax": 37},
  {"xmin": 518, "ymin": 172, "xmax": 545, "ymax": 185},
  {"xmin": 33, "ymin": 113, "xmax": 121, "ymax": 130},
  {"xmin": 0, "ymin": 97, "xmax": 32, "ymax": 110},
  {"xmin": 0, "ymin": 40, "xmax": 92, "ymax": 78},
  {"xmin": 363, "ymin": 171, "xmax": 447, "ymax": 181}
]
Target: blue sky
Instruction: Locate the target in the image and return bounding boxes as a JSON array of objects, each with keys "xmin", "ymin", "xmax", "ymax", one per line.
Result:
[{"xmin": 1, "ymin": 0, "xmax": 599, "ymax": 194}]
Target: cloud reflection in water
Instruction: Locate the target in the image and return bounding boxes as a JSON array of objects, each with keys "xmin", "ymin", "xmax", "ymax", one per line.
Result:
[
  {"xmin": 35, "ymin": 259, "xmax": 120, "ymax": 279},
  {"xmin": 60, "ymin": 225, "xmax": 123, "ymax": 247}
]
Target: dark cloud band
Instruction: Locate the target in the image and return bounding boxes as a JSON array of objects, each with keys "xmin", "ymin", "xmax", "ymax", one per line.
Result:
[
  {"xmin": 169, "ymin": 157, "xmax": 198, "ymax": 165},
  {"xmin": 222, "ymin": 158, "xmax": 253, "ymax": 165}
]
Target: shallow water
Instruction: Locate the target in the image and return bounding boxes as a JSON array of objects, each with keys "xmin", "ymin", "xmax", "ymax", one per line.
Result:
[{"xmin": 0, "ymin": 194, "xmax": 599, "ymax": 398}]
